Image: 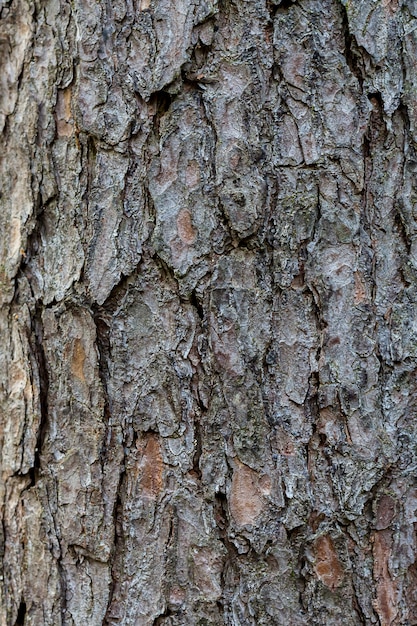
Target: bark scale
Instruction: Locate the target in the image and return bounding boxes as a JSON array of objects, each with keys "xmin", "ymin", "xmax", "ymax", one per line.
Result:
[{"xmin": 1, "ymin": 0, "xmax": 417, "ymax": 624}]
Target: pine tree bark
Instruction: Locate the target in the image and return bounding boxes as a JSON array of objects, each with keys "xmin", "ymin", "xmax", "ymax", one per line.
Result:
[{"xmin": 2, "ymin": 0, "xmax": 417, "ymax": 624}]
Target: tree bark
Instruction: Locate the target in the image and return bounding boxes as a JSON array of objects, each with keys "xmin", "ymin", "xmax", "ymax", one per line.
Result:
[{"xmin": 1, "ymin": 0, "xmax": 417, "ymax": 624}]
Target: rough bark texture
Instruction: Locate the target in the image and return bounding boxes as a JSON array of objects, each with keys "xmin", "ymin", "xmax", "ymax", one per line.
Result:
[{"xmin": 1, "ymin": 0, "xmax": 417, "ymax": 624}]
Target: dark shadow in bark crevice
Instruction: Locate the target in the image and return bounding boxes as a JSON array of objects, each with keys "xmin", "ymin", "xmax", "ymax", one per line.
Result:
[
  {"xmin": 28, "ymin": 302, "xmax": 49, "ymax": 487},
  {"xmin": 339, "ymin": 2, "xmax": 370, "ymax": 89},
  {"xmin": 152, "ymin": 607, "xmax": 173, "ymax": 625},
  {"xmin": 14, "ymin": 600, "xmax": 26, "ymax": 626}
]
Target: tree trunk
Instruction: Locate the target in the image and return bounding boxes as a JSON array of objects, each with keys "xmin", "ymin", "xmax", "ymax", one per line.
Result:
[{"xmin": 1, "ymin": 0, "xmax": 417, "ymax": 624}]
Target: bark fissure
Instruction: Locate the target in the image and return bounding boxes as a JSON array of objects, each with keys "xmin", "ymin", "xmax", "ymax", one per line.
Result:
[{"xmin": 30, "ymin": 304, "xmax": 49, "ymax": 486}]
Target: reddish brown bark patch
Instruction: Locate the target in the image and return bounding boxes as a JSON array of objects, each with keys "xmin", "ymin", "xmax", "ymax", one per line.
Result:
[
  {"xmin": 56, "ymin": 87, "xmax": 73, "ymax": 137},
  {"xmin": 309, "ymin": 511, "xmax": 326, "ymax": 533},
  {"xmin": 71, "ymin": 338, "xmax": 86, "ymax": 382},
  {"xmin": 375, "ymin": 495, "xmax": 397, "ymax": 530},
  {"xmin": 313, "ymin": 535, "xmax": 344, "ymax": 590},
  {"xmin": 405, "ymin": 561, "xmax": 417, "ymax": 624},
  {"xmin": 354, "ymin": 271, "xmax": 367, "ymax": 304},
  {"xmin": 230, "ymin": 461, "xmax": 266, "ymax": 526},
  {"xmin": 139, "ymin": 434, "xmax": 164, "ymax": 499},
  {"xmin": 177, "ymin": 209, "xmax": 197, "ymax": 245},
  {"xmin": 372, "ymin": 530, "xmax": 398, "ymax": 626},
  {"xmin": 185, "ymin": 160, "xmax": 200, "ymax": 189}
]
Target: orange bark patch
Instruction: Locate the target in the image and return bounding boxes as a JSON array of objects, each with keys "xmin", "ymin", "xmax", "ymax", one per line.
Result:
[
  {"xmin": 56, "ymin": 87, "xmax": 73, "ymax": 137},
  {"xmin": 372, "ymin": 530, "xmax": 398, "ymax": 626},
  {"xmin": 313, "ymin": 535, "xmax": 344, "ymax": 590},
  {"xmin": 230, "ymin": 461, "xmax": 265, "ymax": 526},
  {"xmin": 139, "ymin": 434, "xmax": 164, "ymax": 499},
  {"xmin": 177, "ymin": 209, "xmax": 197, "ymax": 245},
  {"xmin": 71, "ymin": 338, "xmax": 86, "ymax": 382}
]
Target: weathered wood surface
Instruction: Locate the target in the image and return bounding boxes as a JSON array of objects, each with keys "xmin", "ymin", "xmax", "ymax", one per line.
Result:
[{"xmin": 1, "ymin": 0, "xmax": 417, "ymax": 623}]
